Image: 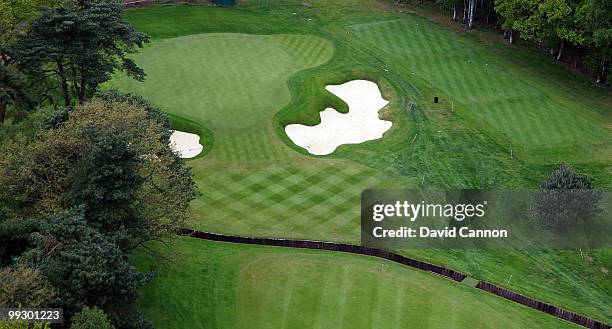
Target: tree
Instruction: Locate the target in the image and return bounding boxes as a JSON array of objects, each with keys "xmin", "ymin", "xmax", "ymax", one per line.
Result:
[
  {"xmin": 70, "ymin": 307, "xmax": 115, "ymax": 329},
  {"xmin": 0, "ymin": 99, "xmax": 197, "ymax": 242},
  {"xmin": 511, "ymin": 0, "xmax": 554, "ymax": 42},
  {"xmin": 8, "ymin": 0, "xmax": 149, "ymax": 106},
  {"xmin": 0, "ymin": 264, "xmax": 57, "ymax": 308},
  {"xmin": 538, "ymin": 0, "xmax": 585, "ymax": 61},
  {"xmin": 93, "ymin": 90, "xmax": 171, "ymax": 132},
  {"xmin": 0, "ymin": 217, "xmax": 38, "ymax": 266},
  {"xmin": 0, "ymin": 0, "xmax": 67, "ymax": 48},
  {"xmin": 495, "ymin": 0, "xmax": 535, "ymax": 43},
  {"xmin": 63, "ymin": 126, "xmax": 146, "ymax": 245},
  {"xmin": 438, "ymin": 0, "xmax": 461, "ymax": 21},
  {"xmin": 496, "ymin": 0, "xmax": 584, "ymax": 55},
  {"xmin": 0, "ymin": 64, "xmax": 35, "ymax": 124},
  {"xmin": 466, "ymin": 0, "xmax": 478, "ymax": 29},
  {"xmin": 0, "ymin": 321, "xmax": 51, "ymax": 329},
  {"xmin": 22, "ymin": 207, "xmax": 152, "ymax": 328},
  {"xmin": 0, "ymin": 95, "xmax": 193, "ymax": 327},
  {"xmin": 579, "ymin": 0, "xmax": 611, "ymax": 82},
  {"xmin": 534, "ymin": 163, "xmax": 602, "ymax": 229}
]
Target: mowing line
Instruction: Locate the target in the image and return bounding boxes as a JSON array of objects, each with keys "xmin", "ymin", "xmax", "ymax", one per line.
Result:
[{"xmin": 176, "ymin": 228, "xmax": 611, "ymax": 329}]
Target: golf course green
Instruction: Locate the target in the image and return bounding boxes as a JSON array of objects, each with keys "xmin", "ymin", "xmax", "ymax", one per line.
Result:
[
  {"xmin": 109, "ymin": 1, "xmax": 611, "ymax": 327},
  {"xmin": 134, "ymin": 238, "xmax": 580, "ymax": 329}
]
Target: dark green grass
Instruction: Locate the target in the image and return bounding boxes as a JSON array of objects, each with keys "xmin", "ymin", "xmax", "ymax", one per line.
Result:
[
  {"xmin": 133, "ymin": 237, "xmax": 581, "ymax": 329},
  {"xmin": 116, "ymin": 0, "xmax": 612, "ymax": 323}
]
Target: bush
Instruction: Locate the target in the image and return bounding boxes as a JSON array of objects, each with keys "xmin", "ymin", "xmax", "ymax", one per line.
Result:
[
  {"xmin": 534, "ymin": 163, "xmax": 602, "ymax": 229},
  {"xmin": 70, "ymin": 307, "xmax": 115, "ymax": 329},
  {"xmin": 0, "ymin": 265, "xmax": 57, "ymax": 308}
]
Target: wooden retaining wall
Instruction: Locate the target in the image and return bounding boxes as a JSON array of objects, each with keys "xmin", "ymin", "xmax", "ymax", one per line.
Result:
[
  {"xmin": 123, "ymin": 0, "xmax": 156, "ymax": 7},
  {"xmin": 476, "ymin": 281, "xmax": 610, "ymax": 329},
  {"xmin": 177, "ymin": 228, "xmax": 611, "ymax": 329},
  {"xmin": 123, "ymin": 0, "xmax": 210, "ymax": 7},
  {"xmin": 177, "ymin": 228, "xmax": 466, "ymax": 281}
]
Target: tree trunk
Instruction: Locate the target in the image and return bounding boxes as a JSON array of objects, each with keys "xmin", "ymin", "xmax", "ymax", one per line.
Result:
[
  {"xmin": 79, "ymin": 85, "xmax": 86, "ymax": 104},
  {"xmin": 596, "ymin": 58, "xmax": 607, "ymax": 84},
  {"xmin": 452, "ymin": 3, "xmax": 457, "ymax": 21},
  {"xmin": 79, "ymin": 67, "xmax": 86, "ymax": 105},
  {"xmin": 463, "ymin": 0, "xmax": 468, "ymax": 23},
  {"xmin": 0, "ymin": 103, "xmax": 6, "ymax": 124},
  {"xmin": 509, "ymin": 28, "xmax": 513, "ymax": 44},
  {"xmin": 556, "ymin": 40, "xmax": 564, "ymax": 61},
  {"xmin": 56, "ymin": 61, "xmax": 71, "ymax": 106},
  {"xmin": 467, "ymin": 0, "xmax": 476, "ymax": 30}
]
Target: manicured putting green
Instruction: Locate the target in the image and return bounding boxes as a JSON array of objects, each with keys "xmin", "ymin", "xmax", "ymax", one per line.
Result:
[
  {"xmin": 134, "ymin": 238, "xmax": 580, "ymax": 329},
  {"xmin": 113, "ymin": 33, "xmax": 333, "ymax": 129},
  {"xmin": 111, "ymin": 33, "xmax": 333, "ymax": 164}
]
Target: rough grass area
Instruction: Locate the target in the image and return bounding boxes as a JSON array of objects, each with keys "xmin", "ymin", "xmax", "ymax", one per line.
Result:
[
  {"xmin": 134, "ymin": 238, "xmax": 581, "ymax": 329},
  {"xmin": 113, "ymin": 0, "xmax": 612, "ymax": 324}
]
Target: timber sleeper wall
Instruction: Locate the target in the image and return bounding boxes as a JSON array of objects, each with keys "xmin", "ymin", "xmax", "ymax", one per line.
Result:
[{"xmin": 177, "ymin": 228, "xmax": 610, "ymax": 329}]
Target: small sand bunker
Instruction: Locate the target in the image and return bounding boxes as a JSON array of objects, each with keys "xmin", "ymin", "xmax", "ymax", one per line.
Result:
[
  {"xmin": 169, "ymin": 130, "xmax": 203, "ymax": 158},
  {"xmin": 285, "ymin": 80, "xmax": 392, "ymax": 155}
]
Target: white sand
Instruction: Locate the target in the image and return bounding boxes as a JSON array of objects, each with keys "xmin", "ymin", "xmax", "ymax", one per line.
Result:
[
  {"xmin": 285, "ymin": 80, "xmax": 392, "ymax": 155},
  {"xmin": 169, "ymin": 130, "xmax": 203, "ymax": 158}
]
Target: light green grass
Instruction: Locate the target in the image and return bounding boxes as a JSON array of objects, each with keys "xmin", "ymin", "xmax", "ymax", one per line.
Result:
[
  {"xmin": 348, "ymin": 18, "xmax": 610, "ymax": 150},
  {"xmin": 134, "ymin": 237, "xmax": 581, "ymax": 329},
  {"xmin": 110, "ymin": 33, "xmax": 333, "ymax": 164},
  {"xmin": 114, "ymin": 1, "xmax": 612, "ymax": 324}
]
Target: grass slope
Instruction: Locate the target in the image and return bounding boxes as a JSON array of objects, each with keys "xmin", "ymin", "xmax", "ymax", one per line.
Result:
[
  {"xmin": 348, "ymin": 18, "xmax": 609, "ymax": 150},
  {"xmin": 114, "ymin": 0, "xmax": 612, "ymax": 323},
  {"xmin": 134, "ymin": 238, "xmax": 580, "ymax": 329}
]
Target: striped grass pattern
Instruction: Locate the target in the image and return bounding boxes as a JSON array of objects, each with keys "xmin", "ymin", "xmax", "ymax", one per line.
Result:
[
  {"xmin": 134, "ymin": 237, "xmax": 581, "ymax": 329},
  {"xmin": 349, "ymin": 19, "xmax": 610, "ymax": 149},
  {"xmin": 113, "ymin": 7, "xmax": 611, "ymax": 323},
  {"xmin": 189, "ymin": 162, "xmax": 382, "ymax": 242}
]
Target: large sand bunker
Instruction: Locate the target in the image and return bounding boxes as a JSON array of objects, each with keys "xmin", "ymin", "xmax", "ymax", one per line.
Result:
[
  {"xmin": 170, "ymin": 130, "xmax": 203, "ymax": 158},
  {"xmin": 285, "ymin": 80, "xmax": 392, "ymax": 155}
]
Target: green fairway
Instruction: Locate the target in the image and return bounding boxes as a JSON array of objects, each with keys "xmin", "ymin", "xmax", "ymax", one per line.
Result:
[
  {"xmin": 348, "ymin": 18, "xmax": 610, "ymax": 150},
  {"xmin": 111, "ymin": 0, "xmax": 612, "ymax": 325},
  {"xmin": 134, "ymin": 237, "xmax": 580, "ymax": 329}
]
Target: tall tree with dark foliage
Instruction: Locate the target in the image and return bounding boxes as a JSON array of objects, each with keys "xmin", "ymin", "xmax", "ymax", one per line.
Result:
[{"xmin": 8, "ymin": 0, "xmax": 149, "ymax": 106}]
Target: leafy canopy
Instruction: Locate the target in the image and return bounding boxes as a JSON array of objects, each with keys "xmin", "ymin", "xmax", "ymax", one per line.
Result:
[
  {"xmin": 70, "ymin": 307, "xmax": 115, "ymax": 329},
  {"xmin": 0, "ymin": 98, "xmax": 197, "ymax": 245},
  {"xmin": 8, "ymin": 0, "xmax": 149, "ymax": 105}
]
